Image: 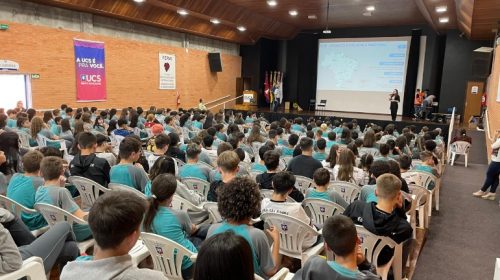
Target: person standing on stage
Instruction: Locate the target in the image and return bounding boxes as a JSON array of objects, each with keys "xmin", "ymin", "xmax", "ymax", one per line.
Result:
[
  {"xmin": 413, "ymin": 89, "xmax": 425, "ymax": 118},
  {"xmin": 421, "ymin": 94, "xmax": 436, "ymax": 121},
  {"xmin": 198, "ymin": 99, "xmax": 207, "ymax": 111},
  {"xmin": 389, "ymin": 89, "xmax": 400, "ymax": 122},
  {"xmin": 273, "ymin": 82, "xmax": 282, "ymax": 112}
]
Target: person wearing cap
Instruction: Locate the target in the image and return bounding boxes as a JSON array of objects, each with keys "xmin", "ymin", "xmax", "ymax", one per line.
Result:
[{"xmin": 147, "ymin": 124, "xmax": 164, "ymax": 153}]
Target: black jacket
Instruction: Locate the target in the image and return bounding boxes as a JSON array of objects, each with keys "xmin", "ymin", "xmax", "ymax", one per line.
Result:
[
  {"xmin": 70, "ymin": 153, "xmax": 111, "ymax": 187},
  {"xmin": 343, "ymin": 201, "xmax": 412, "ymax": 266}
]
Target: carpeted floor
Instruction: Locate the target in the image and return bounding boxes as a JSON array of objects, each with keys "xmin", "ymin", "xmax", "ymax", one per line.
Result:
[{"xmin": 413, "ymin": 130, "xmax": 500, "ymax": 280}]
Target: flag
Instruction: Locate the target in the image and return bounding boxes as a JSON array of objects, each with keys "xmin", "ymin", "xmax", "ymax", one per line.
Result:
[{"xmin": 264, "ymin": 71, "xmax": 270, "ymax": 103}]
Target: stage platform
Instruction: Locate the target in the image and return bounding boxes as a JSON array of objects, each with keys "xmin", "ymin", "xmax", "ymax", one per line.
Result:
[{"xmin": 227, "ymin": 107, "xmax": 452, "ymax": 141}]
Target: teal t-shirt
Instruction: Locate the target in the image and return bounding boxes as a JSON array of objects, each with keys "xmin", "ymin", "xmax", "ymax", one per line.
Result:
[
  {"xmin": 6, "ymin": 174, "xmax": 47, "ymax": 230},
  {"xmin": 281, "ymin": 146, "xmax": 294, "ymax": 157},
  {"xmin": 326, "ymin": 141, "xmax": 337, "ymax": 149},
  {"xmin": 360, "ymin": 184, "xmax": 377, "ymax": 203},
  {"xmin": 35, "ymin": 185, "xmax": 92, "ymax": 241},
  {"xmin": 110, "ymin": 164, "xmax": 149, "ymax": 191},
  {"xmin": 250, "ymin": 163, "xmax": 267, "ymax": 173},
  {"xmin": 50, "ymin": 124, "xmax": 61, "ymax": 136},
  {"xmin": 7, "ymin": 118, "xmax": 17, "ymax": 128},
  {"xmin": 313, "ymin": 152, "xmax": 327, "ymax": 161},
  {"xmin": 414, "ymin": 165, "xmax": 436, "ymax": 190},
  {"xmin": 328, "ymin": 260, "xmax": 363, "ymax": 279},
  {"xmin": 179, "ymin": 163, "xmax": 210, "ymax": 181},
  {"xmin": 151, "ymin": 207, "xmax": 197, "ymax": 270}
]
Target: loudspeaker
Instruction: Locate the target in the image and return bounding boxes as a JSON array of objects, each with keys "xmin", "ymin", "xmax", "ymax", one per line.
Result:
[
  {"xmin": 471, "ymin": 51, "xmax": 492, "ymax": 80},
  {"xmin": 208, "ymin": 53, "xmax": 222, "ymax": 72}
]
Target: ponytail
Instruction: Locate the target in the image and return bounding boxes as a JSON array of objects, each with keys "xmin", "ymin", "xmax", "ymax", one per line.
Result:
[{"xmin": 143, "ymin": 196, "xmax": 160, "ymax": 232}]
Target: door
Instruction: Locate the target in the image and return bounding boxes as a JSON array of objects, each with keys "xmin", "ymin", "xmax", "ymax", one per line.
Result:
[{"xmin": 463, "ymin": 81, "xmax": 484, "ymax": 123}]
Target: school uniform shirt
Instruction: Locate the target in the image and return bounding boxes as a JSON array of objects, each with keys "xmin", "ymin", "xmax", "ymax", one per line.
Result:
[
  {"xmin": 179, "ymin": 163, "xmax": 211, "ymax": 181},
  {"xmin": 6, "ymin": 174, "xmax": 47, "ymax": 230},
  {"xmin": 260, "ymin": 198, "xmax": 317, "ymax": 248},
  {"xmin": 287, "ymin": 155, "xmax": 323, "ymax": 179},
  {"xmin": 293, "ymin": 255, "xmax": 380, "ymax": 280},
  {"xmin": 359, "ymin": 147, "xmax": 380, "ymax": 158},
  {"xmin": 360, "ymin": 184, "xmax": 377, "ymax": 203},
  {"xmin": 379, "ymin": 135, "xmax": 397, "ymax": 144},
  {"xmin": 60, "ymin": 255, "xmax": 166, "ymax": 280},
  {"xmin": 291, "ymin": 124, "xmax": 305, "ymax": 133},
  {"xmin": 414, "ymin": 165, "xmax": 437, "ymax": 190},
  {"xmin": 6, "ymin": 118, "xmax": 16, "ymax": 128},
  {"xmin": 192, "ymin": 121, "xmax": 203, "ymax": 130},
  {"xmin": 208, "ymin": 223, "xmax": 274, "ymax": 279},
  {"xmin": 312, "ymin": 151, "xmax": 327, "ymax": 161},
  {"xmin": 281, "ymin": 146, "xmax": 295, "ymax": 157},
  {"xmin": 305, "ymin": 188, "xmax": 348, "ymax": 208},
  {"xmin": 113, "ymin": 129, "xmax": 133, "ymax": 137},
  {"xmin": 35, "ymin": 185, "xmax": 92, "ymax": 242},
  {"xmin": 151, "ymin": 206, "xmax": 197, "ymax": 270},
  {"xmin": 332, "ymin": 165, "xmax": 366, "ymax": 186},
  {"xmin": 50, "ymin": 123, "xmax": 61, "ymax": 136},
  {"xmin": 215, "ymin": 132, "xmax": 227, "ymax": 141},
  {"xmin": 110, "ymin": 164, "xmax": 149, "ymax": 192},
  {"xmin": 251, "ymin": 163, "xmax": 268, "ymax": 173},
  {"xmin": 95, "ymin": 152, "xmax": 117, "ymax": 167}
]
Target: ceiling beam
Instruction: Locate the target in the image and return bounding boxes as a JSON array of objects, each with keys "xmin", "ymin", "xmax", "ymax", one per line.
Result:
[{"xmin": 413, "ymin": 0, "xmax": 439, "ymax": 33}]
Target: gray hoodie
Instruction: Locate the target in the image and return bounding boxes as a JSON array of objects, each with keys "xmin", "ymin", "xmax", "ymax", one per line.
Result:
[
  {"xmin": 60, "ymin": 254, "xmax": 167, "ymax": 280},
  {"xmin": 0, "ymin": 208, "xmax": 23, "ymax": 274}
]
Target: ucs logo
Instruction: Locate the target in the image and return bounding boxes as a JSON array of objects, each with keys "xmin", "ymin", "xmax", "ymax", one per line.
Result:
[{"xmin": 81, "ymin": 74, "xmax": 102, "ymax": 82}]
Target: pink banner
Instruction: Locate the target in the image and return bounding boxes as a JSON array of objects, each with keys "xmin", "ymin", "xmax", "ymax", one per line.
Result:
[{"xmin": 74, "ymin": 39, "xmax": 107, "ymax": 101}]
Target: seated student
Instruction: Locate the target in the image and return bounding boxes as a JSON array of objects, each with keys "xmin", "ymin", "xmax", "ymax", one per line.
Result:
[
  {"xmin": 70, "ymin": 132, "xmax": 111, "ymax": 189},
  {"xmin": 60, "ymin": 192, "xmax": 167, "ymax": 280},
  {"xmin": 194, "ymin": 231, "xmax": 255, "ymax": 280},
  {"xmin": 293, "ymin": 215, "xmax": 380, "ymax": 280},
  {"xmin": 201, "ymin": 134, "xmax": 217, "ymax": 157},
  {"xmin": 7, "ymin": 151, "xmax": 47, "ymax": 231},
  {"xmin": 256, "ymin": 150, "xmax": 304, "ymax": 203},
  {"xmin": 344, "ymin": 174, "xmax": 413, "ymax": 268},
  {"xmin": 166, "ymin": 132, "xmax": 186, "ymax": 162},
  {"xmin": 414, "ymin": 151, "xmax": 440, "ymax": 190},
  {"xmin": 179, "ymin": 143, "xmax": 211, "ymax": 181},
  {"xmin": 207, "ymin": 150, "xmax": 239, "ymax": 202},
  {"xmin": 113, "ymin": 118, "xmax": 133, "ymax": 137},
  {"xmin": 94, "ymin": 134, "xmax": 117, "ymax": 166},
  {"xmin": 291, "ymin": 117, "xmax": 305, "ymax": 133},
  {"xmin": 0, "ymin": 209, "xmax": 79, "ymax": 275},
  {"xmin": 326, "ymin": 132, "xmax": 338, "ymax": 149},
  {"xmin": 146, "ymin": 133, "xmax": 170, "ymax": 167},
  {"xmin": 333, "ymin": 149, "xmax": 365, "ymax": 186},
  {"xmin": 306, "ymin": 168, "xmax": 348, "ymax": 208},
  {"xmin": 313, "ymin": 138, "xmax": 328, "ymax": 161},
  {"xmin": 110, "ymin": 137, "xmax": 149, "ymax": 192},
  {"xmin": 144, "ymin": 174, "xmax": 201, "ymax": 279},
  {"xmin": 399, "ymin": 155, "xmax": 412, "ymax": 174},
  {"xmin": 261, "ymin": 171, "xmax": 317, "ymax": 248},
  {"xmin": 374, "ymin": 143, "xmax": 395, "ymax": 162},
  {"xmin": 379, "ymin": 124, "xmax": 397, "ymax": 144},
  {"xmin": 146, "ymin": 124, "xmax": 164, "ymax": 152},
  {"xmin": 281, "ymin": 133, "xmax": 298, "ymax": 157},
  {"xmin": 287, "ymin": 137, "xmax": 323, "ymax": 179},
  {"xmin": 207, "ymin": 177, "xmax": 281, "ymax": 278},
  {"xmin": 251, "ymin": 145, "xmax": 271, "ymax": 173},
  {"xmin": 35, "ymin": 156, "xmax": 92, "ymax": 242},
  {"xmin": 360, "ymin": 160, "xmax": 391, "ymax": 203}
]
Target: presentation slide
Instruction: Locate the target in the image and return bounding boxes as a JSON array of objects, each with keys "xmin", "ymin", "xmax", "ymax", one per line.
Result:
[{"xmin": 316, "ymin": 37, "xmax": 411, "ymax": 115}]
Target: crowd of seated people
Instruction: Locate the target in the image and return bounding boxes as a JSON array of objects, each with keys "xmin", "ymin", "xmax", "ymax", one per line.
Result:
[{"xmin": 0, "ymin": 104, "xmax": 447, "ymax": 279}]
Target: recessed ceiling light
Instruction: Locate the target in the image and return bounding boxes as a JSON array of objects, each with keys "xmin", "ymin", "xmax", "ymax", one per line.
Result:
[
  {"xmin": 323, "ymin": 29, "xmax": 332, "ymax": 34},
  {"xmin": 177, "ymin": 9, "xmax": 188, "ymax": 16},
  {"xmin": 439, "ymin": 17, "xmax": 449, "ymax": 23},
  {"xmin": 435, "ymin": 6, "xmax": 447, "ymax": 13},
  {"xmin": 308, "ymin": 14, "xmax": 317, "ymax": 19},
  {"xmin": 289, "ymin": 10, "xmax": 298, "ymax": 16},
  {"xmin": 210, "ymin": 18, "xmax": 220, "ymax": 24},
  {"xmin": 133, "ymin": 0, "xmax": 145, "ymax": 2},
  {"xmin": 267, "ymin": 0, "xmax": 277, "ymax": 7},
  {"xmin": 237, "ymin": 26, "xmax": 246, "ymax": 32},
  {"xmin": 366, "ymin": 6, "xmax": 375, "ymax": 11}
]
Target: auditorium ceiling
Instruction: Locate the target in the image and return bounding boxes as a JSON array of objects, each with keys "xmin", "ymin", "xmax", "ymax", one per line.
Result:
[{"xmin": 26, "ymin": 0, "xmax": 499, "ymax": 43}]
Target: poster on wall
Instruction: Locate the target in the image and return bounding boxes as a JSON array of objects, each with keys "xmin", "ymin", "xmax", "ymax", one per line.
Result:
[
  {"xmin": 74, "ymin": 39, "xmax": 107, "ymax": 102},
  {"xmin": 159, "ymin": 53, "xmax": 176, "ymax": 90}
]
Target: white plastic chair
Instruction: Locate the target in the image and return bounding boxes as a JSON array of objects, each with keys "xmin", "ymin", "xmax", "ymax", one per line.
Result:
[
  {"xmin": 329, "ymin": 181, "xmax": 361, "ymax": 204},
  {"xmin": 251, "ymin": 142, "xmax": 264, "ymax": 162},
  {"xmin": 260, "ymin": 189, "xmax": 296, "ymax": 203},
  {"xmin": 294, "ymin": 176, "xmax": 314, "ymax": 195},
  {"xmin": 181, "ymin": 177, "xmax": 210, "ymax": 201},
  {"xmin": 202, "ymin": 202, "xmax": 223, "ymax": 224},
  {"xmin": 140, "ymin": 232, "xmax": 197, "ymax": 280},
  {"xmin": 281, "ymin": 156, "xmax": 293, "ymax": 166},
  {"xmin": 302, "ymin": 198, "xmax": 345, "ymax": 228},
  {"xmin": 34, "ymin": 203, "xmax": 94, "ymax": 252},
  {"xmin": 355, "ymin": 225, "xmax": 403, "ymax": 280},
  {"xmin": 108, "ymin": 183, "xmax": 147, "ymax": 200},
  {"xmin": 449, "ymin": 141, "xmax": 471, "ymax": 167},
  {"xmin": 254, "ymin": 268, "xmax": 290, "ymax": 280},
  {"xmin": 0, "ymin": 195, "xmax": 49, "ymax": 237},
  {"xmin": 278, "ymin": 158, "xmax": 287, "ymax": 171},
  {"xmin": 68, "ymin": 176, "xmax": 109, "ymax": 211},
  {"xmin": 408, "ymin": 184, "xmax": 431, "ymax": 229},
  {"xmin": 129, "ymin": 239, "xmax": 150, "ymax": 267},
  {"xmin": 401, "ymin": 171, "xmax": 440, "ymax": 214},
  {"xmin": 261, "ymin": 213, "xmax": 323, "ymax": 266},
  {"xmin": 36, "ymin": 134, "xmax": 68, "ymax": 159},
  {"xmin": 0, "ymin": 257, "xmax": 46, "ymax": 280},
  {"xmin": 16, "ymin": 131, "xmax": 35, "ymax": 150},
  {"xmin": 171, "ymin": 195, "xmax": 208, "ymax": 225}
]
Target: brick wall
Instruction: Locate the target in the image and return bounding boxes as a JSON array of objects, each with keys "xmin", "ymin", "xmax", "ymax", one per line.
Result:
[
  {"xmin": 0, "ymin": 22, "xmax": 241, "ymax": 110},
  {"xmin": 485, "ymin": 45, "xmax": 500, "ymax": 160}
]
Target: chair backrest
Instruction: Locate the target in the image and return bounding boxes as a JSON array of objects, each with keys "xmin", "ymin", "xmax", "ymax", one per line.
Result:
[
  {"xmin": 181, "ymin": 178, "xmax": 210, "ymax": 200},
  {"xmin": 171, "ymin": 195, "xmax": 200, "ymax": 212},
  {"xmin": 132, "ymin": 127, "xmax": 142, "ymax": 137},
  {"xmin": 251, "ymin": 142, "xmax": 264, "ymax": 161},
  {"xmin": 401, "ymin": 171, "xmax": 436, "ymax": 190},
  {"xmin": 203, "ymin": 202, "xmax": 223, "ymax": 223},
  {"xmin": 0, "ymin": 195, "xmax": 38, "ymax": 217},
  {"xmin": 278, "ymin": 158, "xmax": 287, "ymax": 171},
  {"xmin": 249, "ymin": 171, "xmax": 262, "ymax": 182},
  {"xmin": 261, "ymin": 213, "xmax": 319, "ymax": 259},
  {"xmin": 294, "ymin": 175, "xmax": 314, "ymax": 195},
  {"xmin": 68, "ymin": 176, "xmax": 109, "ymax": 210},
  {"xmin": 281, "ymin": 156, "xmax": 293, "ymax": 165},
  {"xmin": 140, "ymin": 232, "xmax": 196, "ymax": 280},
  {"xmin": 260, "ymin": 190, "xmax": 296, "ymax": 203},
  {"xmin": 198, "ymin": 160, "xmax": 214, "ymax": 170},
  {"xmin": 16, "ymin": 131, "xmax": 32, "ymax": 149},
  {"xmin": 0, "ymin": 256, "xmax": 47, "ymax": 280},
  {"xmin": 34, "ymin": 203, "xmax": 86, "ymax": 229},
  {"xmin": 108, "ymin": 183, "xmax": 147, "ymax": 200},
  {"xmin": 302, "ymin": 198, "xmax": 345, "ymax": 228},
  {"xmin": 35, "ymin": 134, "xmax": 48, "ymax": 147},
  {"xmin": 451, "ymin": 141, "xmax": 471, "ymax": 154},
  {"xmin": 408, "ymin": 184, "xmax": 431, "ymax": 209},
  {"xmin": 173, "ymin": 158, "xmax": 186, "ymax": 169},
  {"xmin": 239, "ymin": 161, "xmax": 251, "ymax": 173},
  {"xmin": 329, "ymin": 181, "xmax": 360, "ymax": 203}
]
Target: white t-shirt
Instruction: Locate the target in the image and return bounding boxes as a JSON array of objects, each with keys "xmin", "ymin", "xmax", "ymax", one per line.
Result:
[
  {"xmin": 332, "ymin": 165, "xmax": 365, "ymax": 186},
  {"xmin": 491, "ymin": 138, "xmax": 500, "ymax": 162},
  {"xmin": 261, "ymin": 198, "xmax": 317, "ymax": 248}
]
